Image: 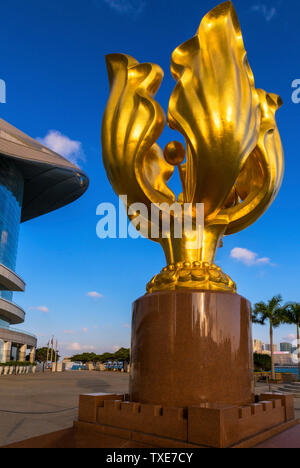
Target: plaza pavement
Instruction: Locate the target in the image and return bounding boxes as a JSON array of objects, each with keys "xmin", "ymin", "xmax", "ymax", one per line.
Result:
[
  {"xmin": 0, "ymin": 371, "xmax": 129, "ymax": 446},
  {"xmin": 0, "ymin": 374, "xmax": 299, "ymax": 447}
]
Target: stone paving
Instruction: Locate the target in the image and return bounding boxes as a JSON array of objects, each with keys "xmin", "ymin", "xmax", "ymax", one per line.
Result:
[{"xmin": 0, "ymin": 370, "xmax": 129, "ymax": 446}]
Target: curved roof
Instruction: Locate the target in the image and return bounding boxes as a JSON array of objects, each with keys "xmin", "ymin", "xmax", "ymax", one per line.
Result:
[{"xmin": 0, "ymin": 118, "xmax": 89, "ymax": 222}]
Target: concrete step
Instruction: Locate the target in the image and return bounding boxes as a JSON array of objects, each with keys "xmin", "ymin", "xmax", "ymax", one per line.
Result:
[
  {"xmin": 276, "ymin": 387, "xmax": 300, "ymax": 397},
  {"xmin": 282, "ymin": 384, "xmax": 300, "ymax": 390}
]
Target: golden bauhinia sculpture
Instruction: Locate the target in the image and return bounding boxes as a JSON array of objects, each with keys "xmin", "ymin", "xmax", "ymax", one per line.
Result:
[{"xmin": 101, "ymin": 1, "xmax": 284, "ymax": 294}]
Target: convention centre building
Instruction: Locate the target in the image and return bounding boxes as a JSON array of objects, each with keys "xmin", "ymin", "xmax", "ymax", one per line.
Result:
[{"xmin": 0, "ymin": 118, "xmax": 88, "ymax": 362}]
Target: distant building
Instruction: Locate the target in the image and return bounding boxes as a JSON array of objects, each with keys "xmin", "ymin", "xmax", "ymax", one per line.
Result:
[
  {"xmin": 280, "ymin": 342, "xmax": 293, "ymax": 353},
  {"xmin": 0, "ymin": 119, "xmax": 88, "ymax": 363},
  {"xmin": 62, "ymin": 357, "xmax": 72, "ymax": 363},
  {"xmin": 273, "ymin": 352, "xmax": 294, "ymax": 366},
  {"xmin": 264, "ymin": 344, "xmax": 278, "ymax": 352},
  {"xmin": 253, "ymin": 339, "xmax": 264, "ymax": 353}
]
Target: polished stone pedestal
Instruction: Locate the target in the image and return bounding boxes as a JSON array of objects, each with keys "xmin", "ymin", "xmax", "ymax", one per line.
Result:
[
  {"xmin": 74, "ymin": 291, "xmax": 298, "ymax": 448},
  {"xmin": 130, "ymin": 290, "xmax": 254, "ymax": 407}
]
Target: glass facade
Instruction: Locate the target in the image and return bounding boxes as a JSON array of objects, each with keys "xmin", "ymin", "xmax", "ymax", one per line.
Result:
[
  {"xmin": 0, "ymin": 158, "xmax": 23, "ymax": 310},
  {"xmin": 10, "ymin": 343, "xmax": 21, "ymax": 361},
  {"xmin": 0, "ymin": 317, "xmax": 9, "ymax": 328}
]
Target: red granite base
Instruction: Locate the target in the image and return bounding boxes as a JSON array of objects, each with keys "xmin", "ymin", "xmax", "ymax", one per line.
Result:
[
  {"xmin": 75, "ymin": 392, "xmax": 299, "ymax": 448},
  {"xmin": 3, "ymin": 421, "xmax": 300, "ymax": 448}
]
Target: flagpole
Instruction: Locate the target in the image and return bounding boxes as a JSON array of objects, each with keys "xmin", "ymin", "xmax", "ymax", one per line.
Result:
[
  {"xmin": 46, "ymin": 340, "xmax": 50, "ymax": 371},
  {"xmin": 50, "ymin": 336, "xmax": 54, "ymax": 369},
  {"xmin": 55, "ymin": 340, "xmax": 58, "ymax": 372}
]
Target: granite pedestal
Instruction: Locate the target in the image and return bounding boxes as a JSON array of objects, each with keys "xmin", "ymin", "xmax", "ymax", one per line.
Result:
[{"xmin": 77, "ymin": 291, "xmax": 298, "ymax": 448}]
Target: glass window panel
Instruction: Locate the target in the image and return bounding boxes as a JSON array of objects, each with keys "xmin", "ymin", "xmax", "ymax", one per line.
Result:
[{"xmin": 0, "ymin": 158, "xmax": 23, "ymax": 302}]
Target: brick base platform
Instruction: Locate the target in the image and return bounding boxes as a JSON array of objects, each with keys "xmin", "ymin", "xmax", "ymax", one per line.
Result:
[
  {"xmin": 76, "ymin": 392, "xmax": 299, "ymax": 448},
  {"xmin": 3, "ymin": 421, "xmax": 300, "ymax": 448}
]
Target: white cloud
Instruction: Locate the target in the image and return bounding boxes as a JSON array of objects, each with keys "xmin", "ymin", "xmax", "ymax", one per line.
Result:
[
  {"xmin": 37, "ymin": 130, "xmax": 85, "ymax": 166},
  {"xmin": 29, "ymin": 305, "xmax": 49, "ymax": 313},
  {"xmin": 282, "ymin": 334, "xmax": 297, "ymax": 343},
  {"xmin": 102, "ymin": 0, "xmax": 145, "ymax": 15},
  {"xmin": 123, "ymin": 323, "xmax": 130, "ymax": 329},
  {"xmin": 112, "ymin": 345, "xmax": 121, "ymax": 352},
  {"xmin": 64, "ymin": 342, "xmax": 96, "ymax": 352},
  {"xmin": 256, "ymin": 257, "xmax": 273, "ymax": 265},
  {"xmin": 251, "ymin": 4, "xmax": 277, "ymax": 22},
  {"xmin": 63, "ymin": 330, "xmax": 75, "ymax": 335},
  {"xmin": 86, "ymin": 291, "xmax": 103, "ymax": 299},
  {"xmin": 82, "ymin": 328, "xmax": 88, "ymax": 334},
  {"xmin": 230, "ymin": 247, "xmax": 274, "ymax": 266}
]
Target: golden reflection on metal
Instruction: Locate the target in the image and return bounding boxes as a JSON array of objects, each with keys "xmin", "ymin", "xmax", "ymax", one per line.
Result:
[{"xmin": 101, "ymin": 1, "xmax": 284, "ymax": 294}]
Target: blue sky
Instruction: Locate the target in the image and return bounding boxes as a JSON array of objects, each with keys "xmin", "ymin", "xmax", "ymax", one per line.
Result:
[{"xmin": 0, "ymin": 0, "xmax": 299, "ymax": 355}]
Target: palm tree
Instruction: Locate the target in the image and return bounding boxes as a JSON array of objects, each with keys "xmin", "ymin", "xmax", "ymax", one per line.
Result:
[
  {"xmin": 280, "ymin": 302, "xmax": 300, "ymax": 380},
  {"xmin": 252, "ymin": 295, "xmax": 284, "ymax": 380}
]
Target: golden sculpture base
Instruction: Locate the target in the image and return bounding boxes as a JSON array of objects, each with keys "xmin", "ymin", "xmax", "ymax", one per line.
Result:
[
  {"xmin": 146, "ymin": 263, "xmax": 236, "ymax": 293},
  {"xmin": 130, "ymin": 290, "xmax": 251, "ymax": 407},
  {"xmin": 3, "ymin": 418, "xmax": 299, "ymax": 448},
  {"xmin": 74, "ymin": 392, "xmax": 298, "ymax": 448}
]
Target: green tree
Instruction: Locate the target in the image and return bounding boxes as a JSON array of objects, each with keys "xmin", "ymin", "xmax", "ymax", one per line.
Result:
[
  {"xmin": 70, "ymin": 348, "xmax": 131, "ymax": 367},
  {"xmin": 70, "ymin": 353, "xmax": 97, "ymax": 363},
  {"xmin": 113, "ymin": 348, "xmax": 130, "ymax": 362},
  {"xmin": 95, "ymin": 352, "xmax": 114, "ymax": 363},
  {"xmin": 253, "ymin": 353, "xmax": 271, "ymax": 371},
  {"xmin": 280, "ymin": 302, "xmax": 300, "ymax": 379},
  {"xmin": 252, "ymin": 295, "xmax": 284, "ymax": 380},
  {"xmin": 35, "ymin": 347, "xmax": 60, "ymax": 363}
]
